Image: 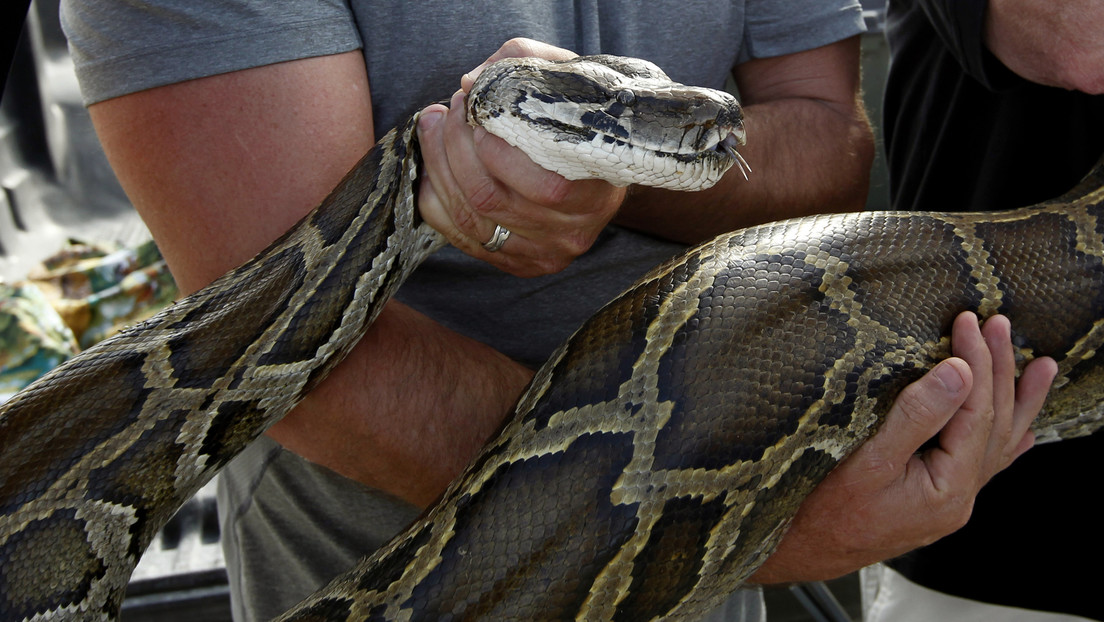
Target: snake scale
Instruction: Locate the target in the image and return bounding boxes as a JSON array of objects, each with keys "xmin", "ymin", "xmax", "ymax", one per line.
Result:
[{"xmin": 2, "ymin": 54, "xmax": 1104, "ymax": 621}]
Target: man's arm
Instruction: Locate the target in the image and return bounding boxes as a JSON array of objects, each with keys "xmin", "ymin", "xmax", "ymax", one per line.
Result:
[
  {"xmin": 415, "ymin": 36, "xmax": 872, "ymax": 266},
  {"xmin": 617, "ymin": 36, "xmax": 875, "ymax": 244},
  {"xmin": 87, "ymin": 53, "xmax": 535, "ymax": 508},
  {"xmin": 88, "ymin": 54, "xmax": 373, "ymax": 293}
]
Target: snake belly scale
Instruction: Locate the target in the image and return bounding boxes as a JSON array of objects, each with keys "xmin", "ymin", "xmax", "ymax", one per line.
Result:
[{"xmin": 2, "ymin": 54, "xmax": 1103, "ymax": 621}]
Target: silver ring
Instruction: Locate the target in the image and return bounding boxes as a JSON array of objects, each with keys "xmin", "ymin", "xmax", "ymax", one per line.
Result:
[{"xmin": 482, "ymin": 224, "xmax": 511, "ymax": 252}]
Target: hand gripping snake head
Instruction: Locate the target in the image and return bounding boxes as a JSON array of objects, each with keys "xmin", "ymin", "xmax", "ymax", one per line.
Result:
[{"xmin": 466, "ymin": 54, "xmax": 748, "ymax": 192}]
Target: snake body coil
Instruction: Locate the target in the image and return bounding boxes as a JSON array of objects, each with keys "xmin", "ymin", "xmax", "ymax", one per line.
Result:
[{"xmin": 1, "ymin": 55, "xmax": 1102, "ymax": 621}]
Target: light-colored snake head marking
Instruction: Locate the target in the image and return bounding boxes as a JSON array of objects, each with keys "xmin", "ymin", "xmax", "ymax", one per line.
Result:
[{"xmin": 467, "ymin": 55, "xmax": 747, "ymax": 191}]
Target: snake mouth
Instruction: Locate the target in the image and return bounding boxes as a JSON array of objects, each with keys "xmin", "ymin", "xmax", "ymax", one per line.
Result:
[{"xmin": 717, "ymin": 130, "xmax": 751, "ymax": 180}]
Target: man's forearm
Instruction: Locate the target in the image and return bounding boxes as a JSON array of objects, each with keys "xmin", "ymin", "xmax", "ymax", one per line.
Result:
[
  {"xmin": 617, "ymin": 96, "xmax": 873, "ymax": 244},
  {"xmin": 87, "ymin": 53, "xmax": 535, "ymax": 509},
  {"xmin": 268, "ymin": 300, "xmax": 534, "ymax": 508},
  {"xmin": 615, "ymin": 36, "xmax": 874, "ymax": 245}
]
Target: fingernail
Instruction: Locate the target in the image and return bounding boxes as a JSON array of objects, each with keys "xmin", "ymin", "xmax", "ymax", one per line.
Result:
[
  {"xmin": 418, "ymin": 110, "xmax": 443, "ymax": 133},
  {"xmin": 934, "ymin": 361, "xmax": 965, "ymax": 393}
]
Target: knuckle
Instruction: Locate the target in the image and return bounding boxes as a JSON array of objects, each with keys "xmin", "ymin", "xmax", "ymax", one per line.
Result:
[
  {"xmin": 601, "ymin": 187, "xmax": 628, "ymax": 214},
  {"xmin": 532, "ymin": 253, "xmax": 571, "ymax": 276},
  {"xmin": 512, "ymin": 265, "xmax": 545, "ymax": 279},
  {"xmin": 977, "ymin": 404, "xmax": 997, "ymax": 428},
  {"xmin": 559, "ymin": 229, "xmax": 594, "ymax": 259},
  {"xmin": 946, "ymin": 498, "xmax": 974, "ymax": 532},
  {"xmin": 894, "ymin": 383, "xmax": 940, "ymax": 429},
  {"xmin": 493, "ymin": 256, "xmax": 526, "ymax": 277},
  {"xmin": 449, "ymin": 199, "xmax": 481, "ymax": 234},
  {"xmin": 1056, "ymin": 59, "xmax": 1102, "ymax": 94},
  {"xmin": 928, "ymin": 490, "xmax": 974, "ymax": 536},
  {"xmin": 503, "ymin": 255, "xmax": 555, "ymax": 279},
  {"xmin": 501, "ymin": 37, "xmax": 537, "ymax": 58},
  {"xmin": 466, "ymin": 178, "xmax": 503, "ymax": 215},
  {"xmin": 535, "ymin": 173, "xmax": 574, "ymax": 205},
  {"xmin": 1080, "ymin": 72, "xmax": 1104, "ymax": 95},
  {"xmin": 508, "ymin": 264, "xmax": 540, "ymax": 278}
]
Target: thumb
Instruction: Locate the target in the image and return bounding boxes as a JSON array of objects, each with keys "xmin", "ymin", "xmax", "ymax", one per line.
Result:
[{"xmin": 858, "ymin": 358, "xmax": 974, "ymax": 468}]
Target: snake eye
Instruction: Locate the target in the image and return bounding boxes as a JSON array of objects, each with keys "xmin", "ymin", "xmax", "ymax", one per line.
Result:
[{"xmin": 616, "ymin": 90, "xmax": 636, "ymax": 106}]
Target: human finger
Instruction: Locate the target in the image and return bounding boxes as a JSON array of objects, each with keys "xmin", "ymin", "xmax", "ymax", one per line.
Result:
[
  {"xmin": 977, "ymin": 313, "xmax": 1048, "ymax": 473},
  {"xmin": 855, "ymin": 356, "xmax": 973, "ymax": 478},
  {"xmin": 436, "ymin": 90, "xmax": 522, "ymax": 248},
  {"xmin": 747, "ymin": 354, "xmax": 976, "ymax": 583},
  {"xmin": 925, "ymin": 311, "xmax": 995, "ymax": 492},
  {"xmin": 429, "ymin": 100, "xmax": 595, "ymax": 275},
  {"xmin": 461, "ymin": 38, "xmax": 578, "ymax": 91},
  {"xmin": 470, "ymin": 118, "xmax": 627, "ymax": 220},
  {"xmin": 978, "ymin": 314, "xmax": 1018, "ymax": 475},
  {"xmin": 1008, "ymin": 354, "xmax": 1058, "ymax": 459},
  {"xmin": 422, "ymin": 89, "xmax": 625, "ymax": 277},
  {"xmin": 441, "ymin": 89, "xmax": 583, "ymax": 244},
  {"xmin": 416, "ymin": 103, "xmax": 487, "ymax": 252}
]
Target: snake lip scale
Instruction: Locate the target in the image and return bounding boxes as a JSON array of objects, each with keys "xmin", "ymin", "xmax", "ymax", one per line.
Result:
[{"xmin": 1, "ymin": 54, "xmax": 1103, "ymax": 621}]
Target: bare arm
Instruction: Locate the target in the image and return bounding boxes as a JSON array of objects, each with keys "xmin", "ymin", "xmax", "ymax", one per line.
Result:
[
  {"xmin": 984, "ymin": 0, "xmax": 1104, "ymax": 94},
  {"xmin": 88, "ymin": 54, "xmax": 374, "ymax": 292},
  {"xmin": 415, "ymin": 36, "xmax": 872, "ymax": 269},
  {"xmin": 88, "ymin": 53, "xmax": 532, "ymax": 508},
  {"xmin": 617, "ymin": 36, "xmax": 875, "ymax": 243}
]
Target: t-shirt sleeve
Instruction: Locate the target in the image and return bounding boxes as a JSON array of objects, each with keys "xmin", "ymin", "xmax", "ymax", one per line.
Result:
[
  {"xmin": 739, "ymin": 0, "xmax": 866, "ymax": 62},
  {"xmin": 60, "ymin": 0, "xmax": 363, "ymax": 105}
]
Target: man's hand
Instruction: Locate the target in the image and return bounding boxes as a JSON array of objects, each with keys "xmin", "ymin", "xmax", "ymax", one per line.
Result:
[
  {"xmin": 750, "ymin": 312, "xmax": 1058, "ymax": 583},
  {"xmin": 416, "ymin": 38, "xmax": 627, "ymax": 277},
  {"xmin": 985, "ymin": 0, "xmax": 1104, "ymax": 94}
]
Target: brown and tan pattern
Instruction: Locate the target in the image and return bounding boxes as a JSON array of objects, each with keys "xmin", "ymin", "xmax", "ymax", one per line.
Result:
[{"xmin": 1, "ymin": 55, "xmax": 1102, "ymax": 621}]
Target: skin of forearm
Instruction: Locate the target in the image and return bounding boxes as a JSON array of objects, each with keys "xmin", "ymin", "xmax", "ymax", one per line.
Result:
[
  {"xmin": 268, "ymin": 300, "xmax": 534, "ymax": 509},
  {"xmin": 338, "ymin": 93, "xmax": 874, "ymax": 506},
  {"xmin": 616, "ymin": 93, "xmax": 874, "ymax": 245},
  {"xmin": 265, "ymin": 94, "xmax": 874, "ymax": 507},
  {"xmin": 87, "ymin": 56, "xmax": 534, "ymax": 509},
  {"xmin": 88, "ymin": 46, "xmax": 869, "ymax": 512}
]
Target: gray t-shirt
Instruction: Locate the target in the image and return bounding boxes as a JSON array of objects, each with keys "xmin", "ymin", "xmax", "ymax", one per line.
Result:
[{"xmin": 62, "ymin": 1, "xmax": 865, "ymax": 620}]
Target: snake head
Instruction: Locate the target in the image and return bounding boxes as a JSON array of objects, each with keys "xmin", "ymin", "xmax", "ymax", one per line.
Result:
[{"xmin": 466, "ymin": 54, "xmax": 747, "ymax": 191}]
